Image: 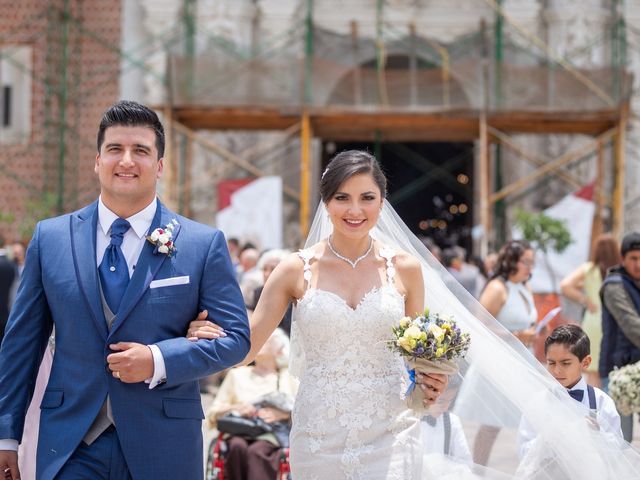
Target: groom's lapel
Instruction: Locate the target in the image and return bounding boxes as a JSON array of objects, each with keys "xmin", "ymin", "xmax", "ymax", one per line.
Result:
[
  {"xmin": 108, "ymin": 199, "xmax": 182, "ymax": 337},
  {"xmin": 70, "ymin": 201, "xmax": 108, "ymax": 340}
]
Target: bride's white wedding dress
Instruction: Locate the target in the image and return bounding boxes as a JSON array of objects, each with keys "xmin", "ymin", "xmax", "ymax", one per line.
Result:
[{"xmin": 289, "ymin": 247, "xmax": 424, "ymax": 479}]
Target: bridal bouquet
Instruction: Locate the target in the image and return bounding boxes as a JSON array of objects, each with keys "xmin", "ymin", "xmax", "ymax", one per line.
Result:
[
  {"xmin": 608, "ymin": 361, "xmax": 640, "ymax": 416},
  {"xmin": 389, "ymin": 308, "xmax": 470, "ymax": 412}
]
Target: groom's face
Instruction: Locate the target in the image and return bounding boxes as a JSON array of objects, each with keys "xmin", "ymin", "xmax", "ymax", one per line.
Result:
[{"xmin": 95, "ymin": 125, "xmax": 163, "ymax": 214}]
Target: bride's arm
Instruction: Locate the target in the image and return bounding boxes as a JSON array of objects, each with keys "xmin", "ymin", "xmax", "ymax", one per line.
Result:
[
  {"xmin": 186, "ymin": 254, "xmax": 304, "ymax": 363},
  {"xmin": 394, "ymin": 252, "xmax": 425, "ymax": 318},
  {"xmin": 243, "ymin": 254, "xmax": 303, "ymax": 364},
  {"xmin": 396, "ymin": 252, "xmax": 448, "ymax": 404}
]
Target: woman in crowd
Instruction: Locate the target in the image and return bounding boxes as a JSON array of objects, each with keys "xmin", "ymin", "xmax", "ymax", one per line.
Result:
[
  {"xmin": 469, "ymin": 240, "xmax": 539, "ymax": 465},
  {"xmin": 560, "ymin": 233, "xmax": 620, "ymax": 387}
]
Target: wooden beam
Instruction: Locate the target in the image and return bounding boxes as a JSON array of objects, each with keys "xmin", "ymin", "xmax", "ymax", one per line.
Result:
[
  {"xmin": 171, "ymin": 120, "xmax": 300, "ymax": 201},
  {"xmin": 591, "ymin": 139, "xmax": 606, "ymax": 245},
  {"xmin": 162, "ymin": 104, "xmax": 178, "ymax": 211},
  {"xmin": 162, "ymin": 106, "xmax": 620, "ymax": 140},
  {"xmin": 479, "ymin": 113, "xmax": 491, "ymax": 256},
  {"xmin": 613, "ymin": 107, "xmax": 628, "ymax": 239},
  {"xmin": 182, "ymin": 135, "xmax": 193, "ymax": 217},
  {"xmin": 490, "ymin": 127, "xmax": 617, "ymax": 204},
  {"xmin": 300, "ymin": 111, "xmax": 312, "ymax": 237},
  {"xmin": 488, "ymin": 126, "xmax": 582, "ymax": 190},
  {"xmin": 237, "ymin": 122, "xmax": 301, "ymax": 163}
]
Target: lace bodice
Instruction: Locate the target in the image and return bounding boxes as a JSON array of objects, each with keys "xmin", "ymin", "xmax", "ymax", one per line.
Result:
[{"xmin": 289, "ymin": 246, "xmax": 423, "ymax": 479}]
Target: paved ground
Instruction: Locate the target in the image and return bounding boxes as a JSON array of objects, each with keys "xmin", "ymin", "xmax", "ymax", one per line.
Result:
[{"xmin": 199, "ymin": 389, "xmax": 640, "ymax": 477}]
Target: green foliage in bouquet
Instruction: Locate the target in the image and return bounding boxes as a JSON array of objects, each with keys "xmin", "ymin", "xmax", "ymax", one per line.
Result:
[{"xmin": 389, "ymin": 308, "xmax": 471, "ymax": 361}]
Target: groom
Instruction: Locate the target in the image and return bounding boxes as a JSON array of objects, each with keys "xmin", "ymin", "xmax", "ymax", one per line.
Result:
[{"xmin": 0, "ymin": 101, "xmax": 250, "ymax": 479}]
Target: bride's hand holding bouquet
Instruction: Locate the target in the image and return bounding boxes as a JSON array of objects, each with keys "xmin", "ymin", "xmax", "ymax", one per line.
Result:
[{"xmin": 389, "ymin": 308, "xmax": 470, "ymax": 412}]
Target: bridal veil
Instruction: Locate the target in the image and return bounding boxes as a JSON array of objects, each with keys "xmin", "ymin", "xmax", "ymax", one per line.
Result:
[{"xmin": 290, "ymin": 200, "xmax": 640, "ymax": 479}]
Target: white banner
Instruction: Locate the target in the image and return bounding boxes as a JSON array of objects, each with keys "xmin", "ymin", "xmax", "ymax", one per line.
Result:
[
  {"xmin": 514, "ymin": 191, "xmax": 594, "ymax": 294},
  {"xmin": 216, "ymin": 176, "xmax": 283, "ymax": 250}
]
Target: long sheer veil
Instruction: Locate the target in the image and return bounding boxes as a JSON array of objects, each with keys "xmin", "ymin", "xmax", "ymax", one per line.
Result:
[{"xmin": 290, "ymin": 200, "xmax": 640, "ymax": 479}]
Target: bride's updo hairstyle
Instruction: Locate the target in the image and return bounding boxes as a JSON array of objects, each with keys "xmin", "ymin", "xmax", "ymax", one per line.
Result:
[{"xmin": 320, "ymin": 150, "xmax": 387, "ymax": 203}]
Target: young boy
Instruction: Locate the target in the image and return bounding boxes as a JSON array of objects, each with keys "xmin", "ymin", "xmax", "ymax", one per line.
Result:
[
  {"xmin": 421, "ymin": 375, "xmax": 472, "ymax": 465},
  {"xmin": 518, "ymin": 324, "xmax": 622, "ymax": 458}
]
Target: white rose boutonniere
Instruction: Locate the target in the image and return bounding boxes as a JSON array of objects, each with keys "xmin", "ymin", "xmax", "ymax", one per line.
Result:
[{"xmin": 146, "ymin": 219, "xmax": 179, "ymax": 257}]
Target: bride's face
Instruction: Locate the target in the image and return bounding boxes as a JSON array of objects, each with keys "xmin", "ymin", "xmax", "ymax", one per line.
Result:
[{"xmin": 325, "ymin": 173, "xmax": 383, "ymax": 239}]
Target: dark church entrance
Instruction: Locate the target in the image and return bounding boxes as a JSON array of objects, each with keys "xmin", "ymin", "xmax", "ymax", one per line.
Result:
[{"xmin": 322, "ymin": 141, "xmax": 475, "ymax": 253}]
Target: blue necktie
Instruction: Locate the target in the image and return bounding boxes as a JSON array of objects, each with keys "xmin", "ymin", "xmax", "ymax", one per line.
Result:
[
  {"xmin": 568, "ymin": 389, "xmax": 584, "ymax": 402},
  {"xmin": 99, "ymin": 218, "xmax": 131, "ymax": 314}
]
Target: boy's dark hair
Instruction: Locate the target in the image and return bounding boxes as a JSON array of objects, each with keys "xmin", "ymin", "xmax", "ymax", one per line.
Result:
[
  {"xmin": 97, "ymin": 100, "xmax": 165, "ymax": 158},
  {"xmin": 544, "ymin": 324, "xmax": 590, "ymax": 361},
  {"xmin": 621, "ymin": 232, "xmax": 640, "ymax": 257}
]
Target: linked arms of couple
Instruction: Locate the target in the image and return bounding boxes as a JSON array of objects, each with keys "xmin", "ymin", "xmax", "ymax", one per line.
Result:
[{"xmin": 185, "ymin": 310, "xmax": 448, "ymax": 406}]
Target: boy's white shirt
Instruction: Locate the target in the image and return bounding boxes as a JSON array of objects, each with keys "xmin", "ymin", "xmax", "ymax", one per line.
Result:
[
  {"xmin": 420, "ymin": 412, "xmax": 473, "ymax": 465},
  {"xmin": 517, "ymin": 377, "xmax": 623, "ymax": 459}
]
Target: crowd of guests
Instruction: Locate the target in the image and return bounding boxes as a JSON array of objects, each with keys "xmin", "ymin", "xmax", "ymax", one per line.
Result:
[{"xmin": 0, "ymin": 236, "xmax": 26, "ymax": 346}]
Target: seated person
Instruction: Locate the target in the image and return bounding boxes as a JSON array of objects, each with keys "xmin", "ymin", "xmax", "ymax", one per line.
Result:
[
  {"xmin": 207, "ymin": 328, "xmax": 296, "ymax": 480},
  {"xmin": 518, "ymin": 324, "xmax": 622, "ymax": 459},
  {"xmin": 421, "ymin": 375, "xmax": 472, "ymax": 465}
]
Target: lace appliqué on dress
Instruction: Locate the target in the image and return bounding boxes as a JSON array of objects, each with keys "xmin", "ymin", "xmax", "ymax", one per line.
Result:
[{"xmin": 289, "ymin": 246, "xmax": 422, "ymax": 480}]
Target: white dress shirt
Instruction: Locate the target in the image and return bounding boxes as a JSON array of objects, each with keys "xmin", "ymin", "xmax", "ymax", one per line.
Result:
[
  {"xmin": 517, "ymin": 377, "xmax": 623, "ymax": 459},
  {"xmin": 0, "ymin": 197, "xmax": 167, "ymax": 452},
  {"xmin": 97, "ymin": 196, "xmax": 166, "ymax": 389},
  {"xmin": 420, "ymin": 413, "xmax": 472, "ymax": 464}
]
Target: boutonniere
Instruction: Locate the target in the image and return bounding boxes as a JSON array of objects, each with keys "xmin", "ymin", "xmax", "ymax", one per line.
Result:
[{"xmin": 146, "ymin": 219, "xmax": 179, "ymax": 257}]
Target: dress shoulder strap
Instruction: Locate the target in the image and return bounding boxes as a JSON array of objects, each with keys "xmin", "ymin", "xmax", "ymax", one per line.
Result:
[
  {"xmin": 297, "ymin": 248, "xmax": 315, "ymax": 290},
  {"xmin": 379, "ymin": 245, "xmax": 396, "ymax": 286}
]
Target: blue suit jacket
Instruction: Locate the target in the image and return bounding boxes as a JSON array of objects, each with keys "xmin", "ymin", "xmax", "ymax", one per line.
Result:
[{"xmin": 0, "ymin": 199, "xmax": 250, "ymax": 479}]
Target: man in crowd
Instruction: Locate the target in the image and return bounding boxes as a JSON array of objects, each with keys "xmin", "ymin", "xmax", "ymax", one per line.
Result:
[
  {"xmin": 600, "ymin": 231, "xmax": 640, "ymax": 442},
  {"xmin": 0, "ymin": 236, "xmax": 16, "ymax": 346}
]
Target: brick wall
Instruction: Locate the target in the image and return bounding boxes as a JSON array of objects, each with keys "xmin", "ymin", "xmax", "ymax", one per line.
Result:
[{"xmin": 0, "ymin": 0, "xmax": 122, "ymax": 242}]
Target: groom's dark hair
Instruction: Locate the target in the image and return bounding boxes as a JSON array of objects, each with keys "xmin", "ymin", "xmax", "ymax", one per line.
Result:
[{"xmin": 96, "ymin": 100, "xmax": 165, "ymax": 158}]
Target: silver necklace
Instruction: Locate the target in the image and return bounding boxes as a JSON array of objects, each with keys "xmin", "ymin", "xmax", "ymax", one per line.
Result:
[{"xmin": 327, "ymin": 236, "xmax": 373, "ymax": 269}]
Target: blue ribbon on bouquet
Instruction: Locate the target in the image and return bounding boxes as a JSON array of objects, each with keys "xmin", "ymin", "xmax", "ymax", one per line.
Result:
[{"xmin": 406, "ymin": 367, "xmax": 417, "ymax": 397}]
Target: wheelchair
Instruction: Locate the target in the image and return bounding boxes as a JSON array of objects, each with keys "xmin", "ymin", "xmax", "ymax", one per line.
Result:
[{"xmin": 206, "ymin": 432, "xmax": 291, "ymax": 480}]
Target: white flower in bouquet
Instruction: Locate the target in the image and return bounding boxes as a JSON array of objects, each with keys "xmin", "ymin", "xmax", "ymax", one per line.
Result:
[{"xmin": 609, "ymin": 361, "xmax": 640, "ymax": 416}]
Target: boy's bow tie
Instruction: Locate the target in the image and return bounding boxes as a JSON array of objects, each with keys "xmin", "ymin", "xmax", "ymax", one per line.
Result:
[
  {"xmin": 568, "ymin": 389, "xmax": 584, "ymax": 402},
  {"xmin": 424, "ymin": 415, "xmax": 437, "ymax": 426}
]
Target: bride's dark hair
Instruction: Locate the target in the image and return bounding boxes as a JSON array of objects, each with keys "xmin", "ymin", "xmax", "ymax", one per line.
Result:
[{"xmin": 320, "ymin": 150, "xmax": 387, "ymax": 203}]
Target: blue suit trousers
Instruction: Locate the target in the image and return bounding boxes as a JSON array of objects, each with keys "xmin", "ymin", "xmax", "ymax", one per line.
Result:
[{"xmin": 54, "ymin": 427, "xmax": 131, "ymax": 480}]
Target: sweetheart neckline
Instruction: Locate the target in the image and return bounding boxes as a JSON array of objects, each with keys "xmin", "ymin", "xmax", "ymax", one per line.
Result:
[{"xmin": 297, "ymin": 285, "xmax": 404, "ymax": 312}]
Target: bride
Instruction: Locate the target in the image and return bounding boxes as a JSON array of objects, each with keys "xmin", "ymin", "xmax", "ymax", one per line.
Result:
[
  {"xmin": 247, "ymin": 150, "xmax": 443, "ymax": 478},
  {"xmin": 192, "ymin": 150, "xmax": 640, "ymax": 479}
]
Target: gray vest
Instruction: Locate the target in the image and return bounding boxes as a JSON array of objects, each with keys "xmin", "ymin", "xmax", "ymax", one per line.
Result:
[{"xmin": 83, "ymin": 287, "xmax": 116, "ymax": 445}]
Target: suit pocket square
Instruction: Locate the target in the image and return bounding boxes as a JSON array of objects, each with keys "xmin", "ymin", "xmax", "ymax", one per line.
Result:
[{"xmin": 150, "ymin": 276, "xmax": 190, "ymax": 289}]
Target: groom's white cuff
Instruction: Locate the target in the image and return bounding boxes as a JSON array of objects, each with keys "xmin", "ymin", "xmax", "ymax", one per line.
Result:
[
  {"xmin": 0, "ymin": 439, "xmax": 18, "ymax": 451},
  {"xmin": 146, "ymin": 344, "xmax": 167, "ymax": 389}
]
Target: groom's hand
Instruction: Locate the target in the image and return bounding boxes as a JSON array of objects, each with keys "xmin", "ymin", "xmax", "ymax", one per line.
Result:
[
  {"xmin": 107, "ymin": 342, "xmax": 154, "ymax": 383},
  {"xmin": 0, "ymin": 450, "xmax": 19, "ymax": 480}
]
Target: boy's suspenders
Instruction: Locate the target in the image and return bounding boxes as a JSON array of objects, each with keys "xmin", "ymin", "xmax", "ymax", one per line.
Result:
[
  {"xmin": 586, "ymin": 385, "xmax": 597, "ymax": 410},
  {"xmin": 443, "ymin": 412, "xmax": 451, "ymax": 456}
]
